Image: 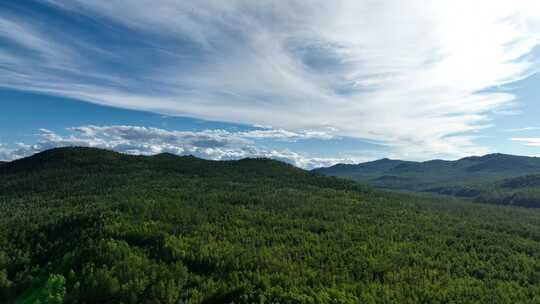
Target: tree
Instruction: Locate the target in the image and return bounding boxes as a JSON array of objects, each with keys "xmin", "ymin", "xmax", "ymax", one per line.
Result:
[{"xmin": 38, "ymin": 274, "xmax": 66, "ymax": 304}]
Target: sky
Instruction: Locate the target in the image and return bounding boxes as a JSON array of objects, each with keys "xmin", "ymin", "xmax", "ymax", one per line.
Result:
[{"xmin": 1, "ymin": 0, "xmax": 540, "ymax": 169}]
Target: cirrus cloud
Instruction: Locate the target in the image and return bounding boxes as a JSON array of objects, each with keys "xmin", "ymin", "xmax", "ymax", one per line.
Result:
[
  {"xmin": 511, "ymin": 137, "xmax": 540, "ymax": 147},
  {"xmin": 1, "ymin": 1, "xmax": 539, "ymax": 159}
]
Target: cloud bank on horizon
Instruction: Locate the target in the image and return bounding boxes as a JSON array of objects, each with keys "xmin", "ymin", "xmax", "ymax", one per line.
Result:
[
  {"xmin": 0, "ymin": 125, "xmax": 349, "ymax": 169},
  {"xmin": 1, "ymin": 0, "xmax": 540, "ymax": 161}
]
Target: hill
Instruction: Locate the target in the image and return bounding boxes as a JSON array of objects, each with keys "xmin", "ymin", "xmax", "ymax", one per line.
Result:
[
  {"xmin": 470, "ymin": 174, "xmax": 540, "ymax": 208},
  {"xmin": 314, "ymin": 153, "xmax": 540, "ymax": 205},
  {"xmin": 3, "ymin": 147, "xmax": 540, "ymax": 303}
]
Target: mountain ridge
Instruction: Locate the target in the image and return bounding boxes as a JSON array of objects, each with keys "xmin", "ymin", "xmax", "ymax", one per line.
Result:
[
  {"xmin": 0, "ymin": 147, "xmax": 369, "ymax": 196},
  {"xmin": 315, "ymin": 153, "xmax": 540, "ymax": 177},
  {"xmin": 318, "ymin": 153, "xmax": 540, "ymax": 170},
  {"xmin": 314, "ymin": 153, "xmax": 540, "ymax": 207}
]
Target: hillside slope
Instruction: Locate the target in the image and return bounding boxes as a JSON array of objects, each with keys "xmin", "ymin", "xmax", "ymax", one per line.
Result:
[
  {"xmin": 2, "ymin": 148, "xmax": 540, "ymax": 303},
  {"xmin": 471, "ymin": 174, "xmax": 540, "ymax": 208},
  {"xmin": 314, "ymin": 154, "xmax": 540, "ymax": 204}
]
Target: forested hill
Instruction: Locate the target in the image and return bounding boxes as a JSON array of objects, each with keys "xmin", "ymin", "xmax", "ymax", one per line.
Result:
[
  {"xmin": 0, "ymin": 147, "xmax": 367, "ymax": 195},
  {"xmin": 314, "ymin": 153, "xmax": 540, "ymax": 205},
  {"xmin": 314, "ymin": 153, "xmax": 540, "ymax": 185},
  {"xmin": 3, "ymin": 147, "xmax": 540, "ymax": 303}
]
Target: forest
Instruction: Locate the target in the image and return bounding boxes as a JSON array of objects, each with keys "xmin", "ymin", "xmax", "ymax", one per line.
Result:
[{"xmin": 2, "ymin": 147, "xmax": 540, "ymax": 303}]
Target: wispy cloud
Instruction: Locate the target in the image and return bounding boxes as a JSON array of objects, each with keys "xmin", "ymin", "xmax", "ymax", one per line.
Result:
[
  {"xmin": 239, "ymin": 128, "xmax": 336, "ymax": 141},
  {"xmin": 0, "ymin": 125, "xmax": 350, "ymax": 169},
  {"xmin": 506, "ymin": 127, "xmax": 540, "ymax": 132},
  {"xmin": 1, "ymin": 1, "xmax": 540, "ymax": 159},
  {"xmin": 511, "ymin": 137, "xmax": 540, "ymax": 147}
]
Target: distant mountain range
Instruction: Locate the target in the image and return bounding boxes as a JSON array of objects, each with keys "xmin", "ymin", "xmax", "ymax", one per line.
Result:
[
  {"xmin": 4, "ymin": 149, "xmax": 540, "ymax": 208},
  {"xmin": 314, "ymin": 153, "xmax": 540, "ymax": 207}
]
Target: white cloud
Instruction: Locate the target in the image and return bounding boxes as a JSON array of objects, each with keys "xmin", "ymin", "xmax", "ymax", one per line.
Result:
[
  {"xmin": 511, "ymin": 137, "xmax": 540, "ymax": 146},
  {"xmin": 506, "ymin": 127, "xmax": 540, "ymax": 132},
  {"xmin": 0, "ymin": 144, "xmax": 16, "ymax": 161},
  {"xmin": 0, "ymin": 126, "xmax": 347, "ymax": 169},
  {"xmin": 1, "ymin": 1, "xmax": 540, "ymax": 159},
  {"xmin": 239, "ymin": 129, "xmax": 336, "ymax": 141}
]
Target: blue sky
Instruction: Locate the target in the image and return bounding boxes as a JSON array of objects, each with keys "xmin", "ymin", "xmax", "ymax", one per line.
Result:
[{"xmin": 1, "ymin": 1, "xmax": 540, "ymax": 168}]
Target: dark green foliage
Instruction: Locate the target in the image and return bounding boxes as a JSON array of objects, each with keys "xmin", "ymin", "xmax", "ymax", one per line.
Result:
[
  {"xmin": 471, "ymin": 175, "xmax": 540, "ymax": 208},
  {"xmin": 500, "ymin": 174, "xmax": 540, "ymax": 189},
  {"xmin": 2, "ymin": 147, "xmax": 540, "ymax": 303},
  {"xmin": 421, "ymin": 175, "xmax": 540, "ymax": 208},
  {"xmin": 38, "ymin": 274, "xmax": 66, "ymax": 304}
]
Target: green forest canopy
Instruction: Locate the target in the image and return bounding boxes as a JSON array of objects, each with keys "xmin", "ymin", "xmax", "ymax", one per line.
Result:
[{"xmin": 2, "ymin": 147, "xmax": 540, "ymax": 303}]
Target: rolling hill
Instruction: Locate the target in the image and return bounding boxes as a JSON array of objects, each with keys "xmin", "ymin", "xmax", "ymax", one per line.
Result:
[
  {"xmin": 471, "ymin": 174, "xmax": 540, "ymax": 208},
  {"xmin": 3, "ymin": 148, "xmax": 540, "ymax": 303},
  {"xmin": 314, "ymin": 153, "xmax": 540, "ymax": 207}
]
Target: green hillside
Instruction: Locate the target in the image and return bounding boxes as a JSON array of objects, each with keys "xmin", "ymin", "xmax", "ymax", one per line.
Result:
[
  {"xmin": 3, "ymin": 148, "xmax": 540, "ymax": 303},
  {"xmin": 314, "ymin": 154, "xmax": 540, "ymax": 205},
  {"xmin": 468, "ymin": 174, "xmax": 540, "ymax": 208}
]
